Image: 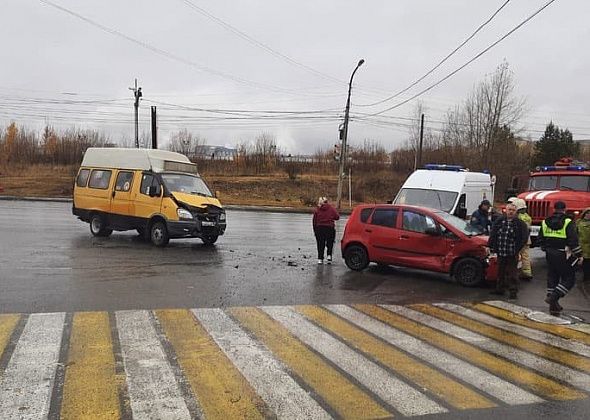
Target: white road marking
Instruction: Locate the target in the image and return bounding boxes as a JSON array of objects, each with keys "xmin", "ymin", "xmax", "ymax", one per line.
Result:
[
  {"xmin": 263, "ymin": 306, "xmax": 447, "ymax": 417},
  {"xmin": 116, "ymin": 310, "xmax": 193, "ymax": 420},
  {"xmin": 434, "ymin": 303, "xmax": 590, "ymax": 358},
  {"xmin": 484, "ymin": 300, "xmax": 586, "ymax": 329},
  {"xmin": 0, "ymin": 313, "xmax": 65, "ymax": 420},
  {"xmin": 193, "ymin": 308, "xmax": 331, "ymax": 420},
  {"xmin": 381, "ymin": 305, "xmax": 590, "ymax": 392},
  {"xmin": 325, "ymin": 304, "xmax": 544, "ymax": 405}
]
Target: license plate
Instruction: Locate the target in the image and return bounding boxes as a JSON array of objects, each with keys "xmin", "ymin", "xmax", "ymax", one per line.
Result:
[
  {"xmin": 201, "ymin": 221, "xmax": 216, "ymax": 226},
  {"xmin": 530, "ymin": 225, "xmax": 540, "ymax": 236}
]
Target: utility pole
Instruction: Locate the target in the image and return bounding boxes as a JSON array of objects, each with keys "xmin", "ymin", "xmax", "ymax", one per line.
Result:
[
  {"xmin": 151, "ymin": 106, "xmax": 158, "ymax": 149},
  {"xmin": 336, "ymin": 59, "xmax": 364, "ymax": 210},
  {"xmin": 129, "ymin": 79, "xmax": 142, "ymax": 148},
  {"xmin": 417, "ymin": 113, "xmax": 425, "ymax": 169}
]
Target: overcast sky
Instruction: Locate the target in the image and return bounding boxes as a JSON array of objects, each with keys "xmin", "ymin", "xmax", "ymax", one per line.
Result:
[{"xmin": 1, "ymin": 0, "xmax": 589, "ymax": 153}]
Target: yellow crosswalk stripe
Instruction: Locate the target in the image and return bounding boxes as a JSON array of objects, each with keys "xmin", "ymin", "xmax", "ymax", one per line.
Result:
[
  {"xmin": 0, "ymin": 314, "xmax": 20, "ymax": 359},
  {"xmin": 155, "ymin": 309, "xmax": 265, "ymax": 420},
  {"xmin": 470, "ymin": 303, "xmax": 590, "ymax": 345},
  {"xmin": 60, "ymin": 312, "xmax": 120, "ymax": 420},
  {"xmin": 297, "ymin": 305, "xmax": 496, "ymax": 410},
  {"xmin": 353, "ymin": 304, "xmax": 585, "ymax": 401},
  {"xmin": 412, "ymin": 304, "xmax": 590, "ymax": 373},
  {"xmin": 230, "ymin": 306, "xmax": 392, "ymax": 419}
]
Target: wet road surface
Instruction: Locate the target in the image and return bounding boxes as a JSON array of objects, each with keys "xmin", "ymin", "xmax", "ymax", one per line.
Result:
[
  {"xmin": 0, "ymin": 200, "xmax": 588, "ymax": 315},
  {"xmin": 0, "ymin": 200, "xmax": 589, "ymax": 419}
]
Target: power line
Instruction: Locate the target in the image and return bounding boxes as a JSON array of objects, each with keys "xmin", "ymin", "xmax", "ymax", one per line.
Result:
[
  {"xmin": 179, "ymin": 0, "xmax": 346, "ymax": 87},
  {"xmin": 38, "ymin": 0, "xmax": 344, "ymax": 97},
  {"xmin": 357, "ymin": 0, "xmax": 512, "ymax": 108},
  {"xmin": 367, "ymin": 0, "xmax": 558, "ymax": 117}
]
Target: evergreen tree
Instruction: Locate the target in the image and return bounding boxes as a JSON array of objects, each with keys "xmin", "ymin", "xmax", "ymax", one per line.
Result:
[{"xmin": 534, "ymin": 122, "xmax": 578, "ymax": 166}]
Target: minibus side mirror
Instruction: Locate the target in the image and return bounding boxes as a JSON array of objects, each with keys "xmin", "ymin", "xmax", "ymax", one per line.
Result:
[{"xmin": 215, "ymin": 190, "xmax": 220, "ymax": 198}]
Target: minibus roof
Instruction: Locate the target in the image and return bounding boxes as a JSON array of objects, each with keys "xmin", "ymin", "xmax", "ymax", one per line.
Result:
[{"xmin": 81, "ymin": 147, "xmax": 197, "ymax": 173}]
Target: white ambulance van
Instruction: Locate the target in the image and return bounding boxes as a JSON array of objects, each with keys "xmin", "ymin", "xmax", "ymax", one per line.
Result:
[{"xmin": 392, "ymin": 164, "xmax": 494, "ymax": 219}]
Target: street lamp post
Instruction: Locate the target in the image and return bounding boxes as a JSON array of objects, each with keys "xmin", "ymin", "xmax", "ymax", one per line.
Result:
[{"xmin": 336, "ymin": 59, "xmax": 364, "ymax": 210}]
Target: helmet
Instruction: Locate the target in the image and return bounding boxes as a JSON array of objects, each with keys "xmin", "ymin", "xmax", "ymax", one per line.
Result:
[
  {"xmin": 514, "ymin": 198, "xmax": 527, "ymax": 211},
  {"xmin": 507, "ymin": 196, "xmax": 518, "ymax": 204}
]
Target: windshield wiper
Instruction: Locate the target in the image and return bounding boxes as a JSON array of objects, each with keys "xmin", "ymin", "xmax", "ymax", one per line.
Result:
[{"xmin": 191, "ymin": 191, "xmax": 209, "ymax": 197}]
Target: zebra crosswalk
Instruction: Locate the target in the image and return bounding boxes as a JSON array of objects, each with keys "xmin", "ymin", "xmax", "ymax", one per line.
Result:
[{"xmin": 0, "ymin": 301, "xmax": 588, "ymax": 419}]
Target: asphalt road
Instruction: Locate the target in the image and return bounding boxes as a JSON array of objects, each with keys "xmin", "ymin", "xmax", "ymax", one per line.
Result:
[
  {"xmin": 0, "ymin": 200, "xmax": 589, "ymax": 419},
  {"xmin": 0, "ymin": 200, "xmax": 588, "ymax": 316}
]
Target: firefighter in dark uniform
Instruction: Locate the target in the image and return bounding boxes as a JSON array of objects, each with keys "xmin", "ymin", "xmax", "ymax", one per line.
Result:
[{"xmin": 537, "ymin": 201, "xmax": 583, "ymax": 315}]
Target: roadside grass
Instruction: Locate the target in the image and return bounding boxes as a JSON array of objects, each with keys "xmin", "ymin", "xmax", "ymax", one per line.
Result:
[{"xmin": 0, "ymin": 164, "xmax": 402, "ymax": 209}]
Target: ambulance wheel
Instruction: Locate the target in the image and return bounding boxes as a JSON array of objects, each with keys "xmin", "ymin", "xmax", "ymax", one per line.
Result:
[
  {"xmin": 201, "ymin": 235, "xmax": 218, "ymax": 245},
  {"xmin": 454, "ymin": 257, "xmax": 484, "ymax": 287},
  {"xmin": 150, "ymin": 221, "xmax": 169, "ymax": 247},
  {"xmin": 90, "ymin": 214, "xmax": 112, "ymax": 237},
  {"xmin": 344, "ymin": 245, "xmax": 369, "ymax": 271}
]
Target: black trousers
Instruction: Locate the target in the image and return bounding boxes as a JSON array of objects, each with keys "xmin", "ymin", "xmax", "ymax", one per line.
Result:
[
  {"xmin": 314, "ymin": 226, "xmax": 336, "ymax": 259},
  {"xmin": 546, "ymin": 249, "xmax": 576, "ymax": 298},
  {"xmin": 497, "ymin": 255, "xmax": 519, "ymax": 293},
  {"xmin": 582, "ymin": 259, "xmax": 590, "ymax": 283}
]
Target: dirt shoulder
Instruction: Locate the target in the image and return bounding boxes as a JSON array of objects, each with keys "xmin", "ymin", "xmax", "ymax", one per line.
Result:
[{"xmin": 0, "ymin": 164, "xmax": 379, "ymax": 211}]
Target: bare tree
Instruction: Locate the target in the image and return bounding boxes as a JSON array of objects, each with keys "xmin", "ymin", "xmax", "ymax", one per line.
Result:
[
  {"xmin": 444, "ymin": 61, "xmax": 526, "ymax": 167},
  {"xmin": 168, "ymin": 129, "xmax": 206, "ymax": 159}
]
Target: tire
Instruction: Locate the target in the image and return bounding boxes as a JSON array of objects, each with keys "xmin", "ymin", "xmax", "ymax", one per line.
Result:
[
  {"xmin": 150, "ymin": 221, "xmax": 169, "ymax": 247},
  {"xmin": 201, "ymin": 235, "xmax": 219, "ymax": 245},
  {"xmin": 454, "ymin": 257, "xmax": 484, "ymax": 287},
  {"xmin": 89, "ymin": 213, "xmax": 112, "ymax": 237},
  {"xmin": 344, "ymin": 245, "xmax": 369, "ymax": 271}
]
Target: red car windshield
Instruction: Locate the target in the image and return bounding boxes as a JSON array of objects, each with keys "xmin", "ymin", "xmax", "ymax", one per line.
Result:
[{"xmin": 436, "ymin": 211, "xmax": 484, "ymax": 236}]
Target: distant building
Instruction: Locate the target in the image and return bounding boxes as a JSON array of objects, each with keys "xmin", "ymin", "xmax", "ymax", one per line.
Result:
[{"xmin": 194, "ymin": 145, "xmax": 237, "ymax": 160}]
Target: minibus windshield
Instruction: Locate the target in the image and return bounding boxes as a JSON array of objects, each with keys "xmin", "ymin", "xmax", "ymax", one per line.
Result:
[
  {"xmin": 394, "ymin": 188, "xmax": 457, "ymax": 213},
  {"xmin": 161, "ymin": 173, "xmax": 213, "ymax": 197}
]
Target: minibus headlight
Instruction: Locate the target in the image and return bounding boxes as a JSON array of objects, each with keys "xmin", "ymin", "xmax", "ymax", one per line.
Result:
[
  {"xmin": 177, "ymin": 208, "xmax": 193, "ymax": 220},
  {"xmin": 219, "ymin": 212, "xmax": 226, "ymax": 221}
]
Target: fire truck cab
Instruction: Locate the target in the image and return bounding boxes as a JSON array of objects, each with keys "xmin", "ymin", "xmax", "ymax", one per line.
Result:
[{"xmin": 518, "ymin": 158, "xmax": 590, "ymax": 246}]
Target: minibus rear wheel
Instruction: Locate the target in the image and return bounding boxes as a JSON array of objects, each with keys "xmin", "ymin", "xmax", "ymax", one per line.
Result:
[
  {"xmin": 89, "ymin": 214, "xmax": 112, "ymax": 237},
  {"xmin": 150, "ymin": 221, "xmax": 169, "ymax": 247}
]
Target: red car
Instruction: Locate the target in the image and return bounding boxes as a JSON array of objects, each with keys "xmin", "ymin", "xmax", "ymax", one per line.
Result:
[{"xmin": 341, "ymin": 204, "xmax": 498, "ymax": 287}]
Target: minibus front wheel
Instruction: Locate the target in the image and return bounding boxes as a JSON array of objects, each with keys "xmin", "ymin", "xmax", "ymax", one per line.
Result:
[
  {"xmin": 150, "ymin": 220, "xmax": 170, "ymax": 247},
  {"xmin": 89, "ymin": 213, "xmax": 112, "ymax": 237},
  {"xmin": 201, "ymin": 234, "xmax": 218, "ymax": 245}
]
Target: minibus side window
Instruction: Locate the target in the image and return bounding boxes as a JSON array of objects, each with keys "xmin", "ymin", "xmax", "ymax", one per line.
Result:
[
  {"xmin": 115, "ymin": 171, "xmax": 134, "ymax": 192},
  {"xmin": 76, "ymin": 169, "xmax": 90, "ymax": 187},
  {"xmin": 88, "ymin": 170, "xmax": 112, "ymax": 190}
]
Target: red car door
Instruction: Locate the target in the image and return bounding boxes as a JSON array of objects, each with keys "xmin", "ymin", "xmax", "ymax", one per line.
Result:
[
  {"xmin": 366, "ymin": 207, "xmax": 403, "ymax": 264},
  {"xmin": 396, "ymin": 209, "xmax": 450, "ymax": 272}
]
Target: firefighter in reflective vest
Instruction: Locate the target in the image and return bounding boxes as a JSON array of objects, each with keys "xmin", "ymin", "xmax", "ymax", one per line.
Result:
[
  {"xmin": 537, "ymin": 201, "xmax": 583, "ymax": 315},
  {"xmin": 513, "ymin": 198, "xmax": 533, "ymax": 281}
]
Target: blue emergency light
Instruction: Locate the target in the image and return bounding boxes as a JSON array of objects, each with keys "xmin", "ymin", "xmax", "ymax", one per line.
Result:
[
  {"xmin": 539, "ymin": 165, "xmax": 586, "ymax": 172},
  {"xmin": 424, "ymin": 164, "xmax": 464, "ymax": 171}
]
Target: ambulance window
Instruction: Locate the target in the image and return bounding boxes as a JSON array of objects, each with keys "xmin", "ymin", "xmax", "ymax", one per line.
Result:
[
  {"xmin": 115, "ymin": 171, "xmax": 134, "ymax": 192},
  {"xmin": 88, "ymin": 170, "xmax": 112, "ymax": 190},
  {"xmin": 371, "ymin": 208, "xmax": 398, "ymax": 228},
  {"xmin": 402, "ymin": 210, "xmax": 436, "ymax": 234},
  {"xmin": 360, "ymin": 208, "xmax": 373, "ymax": 223},
  {"xmin": 76, "ymin": 169, "xmax": 90, "ymax": 187}
]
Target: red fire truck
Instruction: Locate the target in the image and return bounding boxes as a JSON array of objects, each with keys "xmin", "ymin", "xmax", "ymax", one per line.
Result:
[{"xmin": 516, "ymin": 157, "xmax": 590, "ymax": 246}]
